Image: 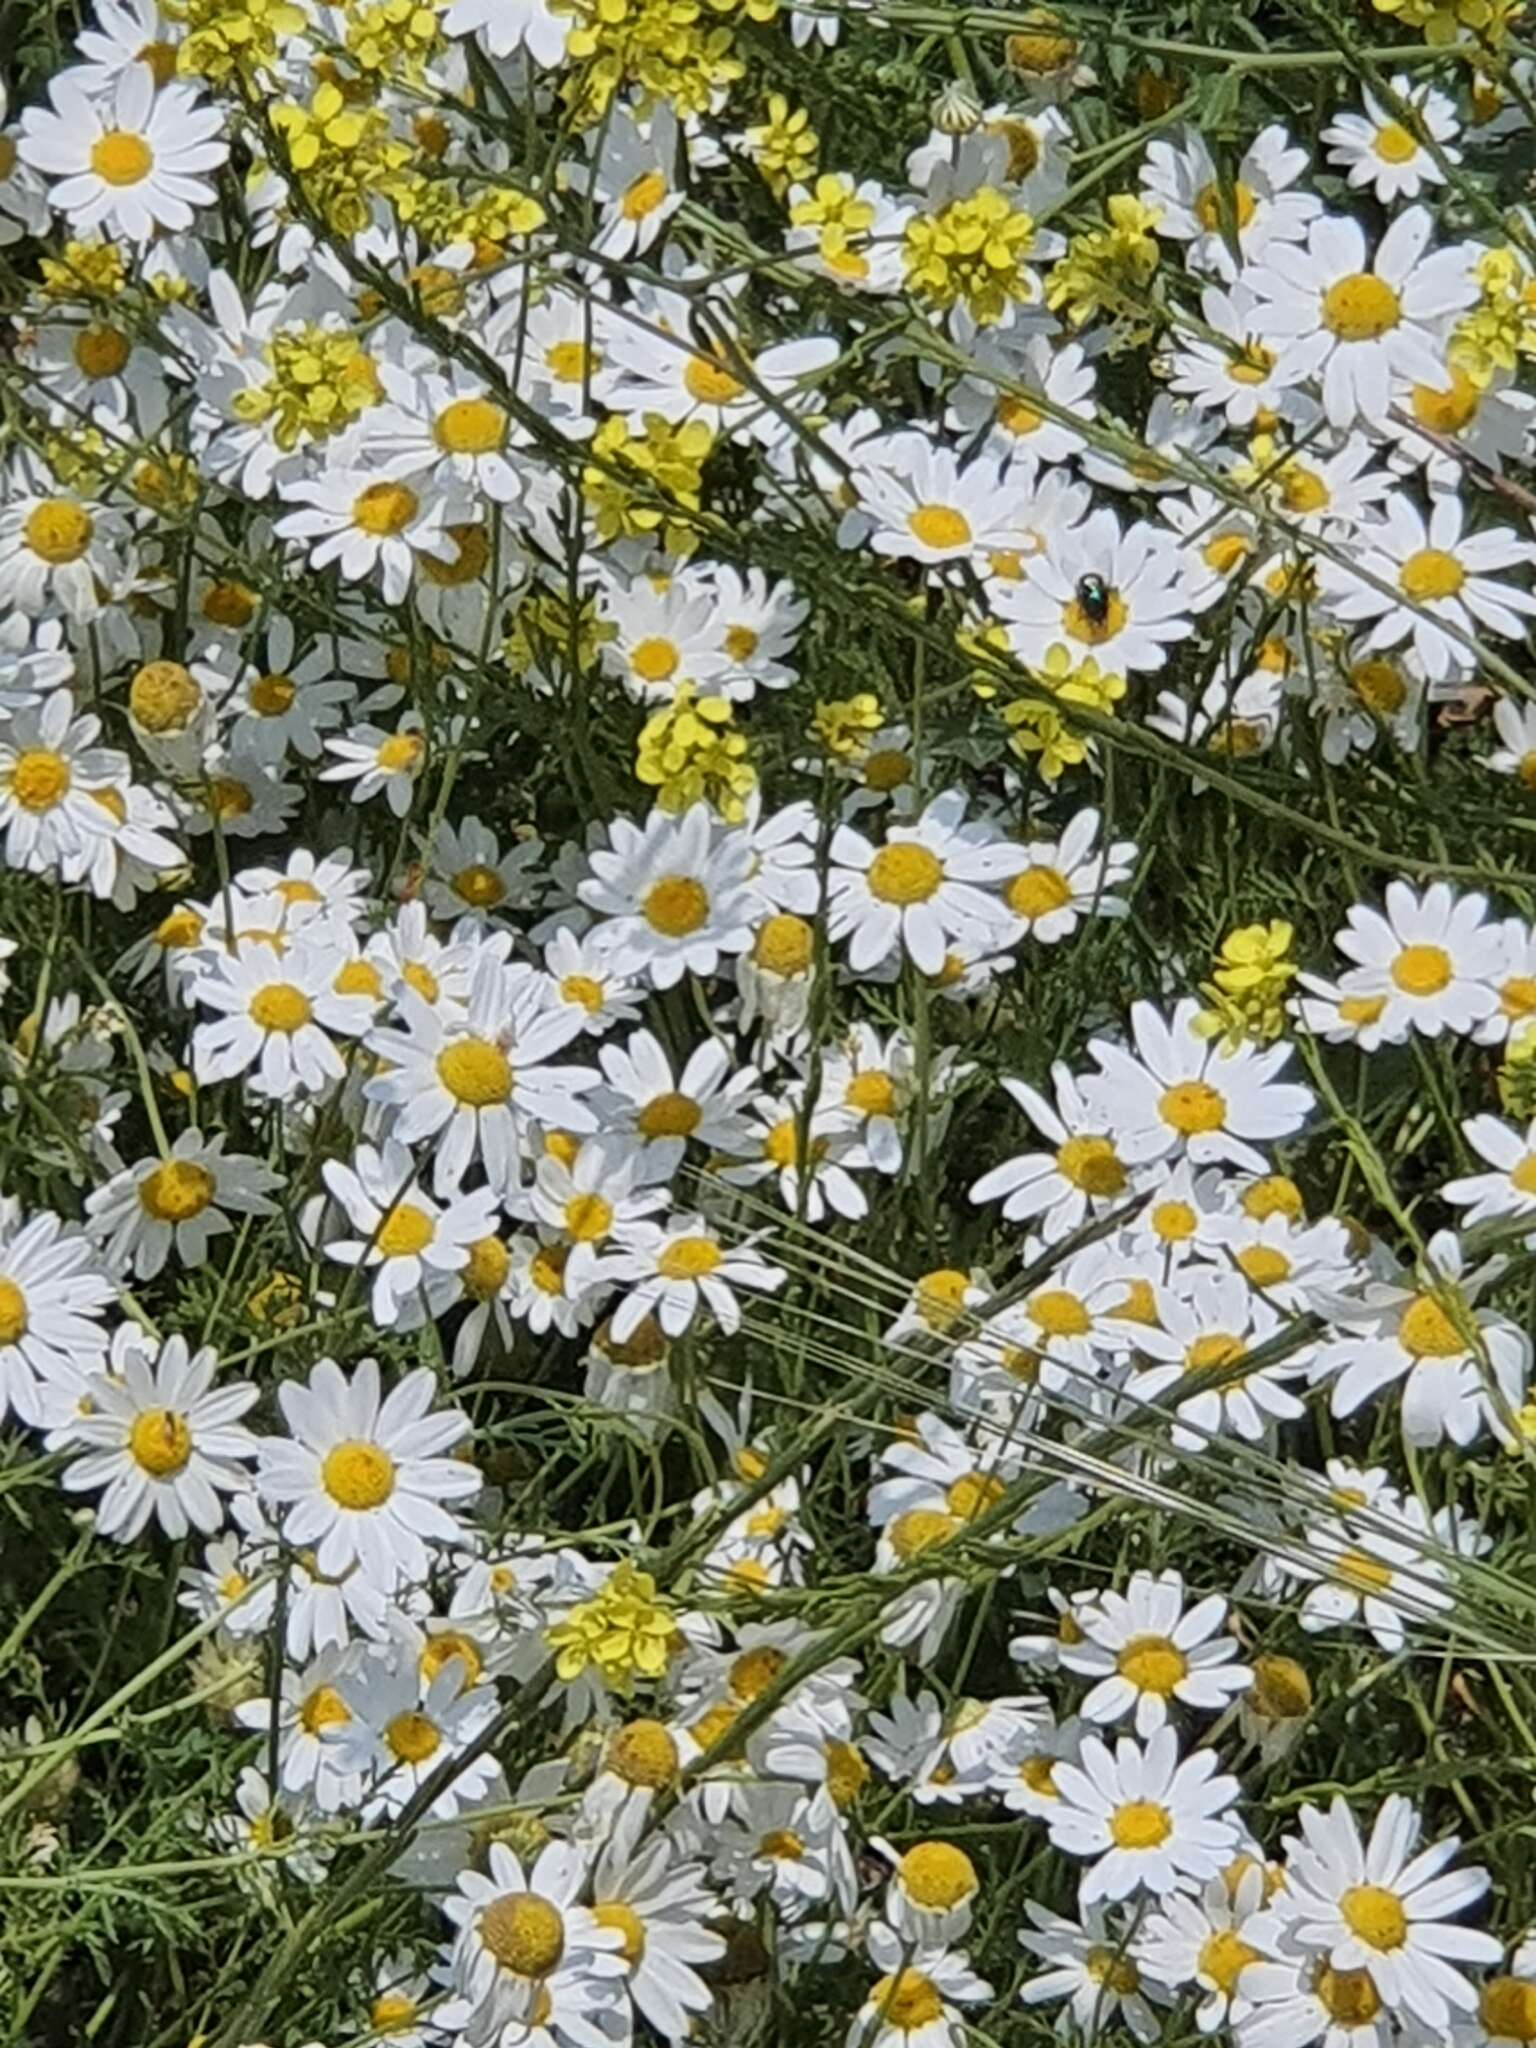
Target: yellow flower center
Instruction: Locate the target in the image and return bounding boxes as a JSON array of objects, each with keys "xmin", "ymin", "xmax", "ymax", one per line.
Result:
[
  {"xmin": 872, "ymin": 1970, "xmax": 945, "ymax": 2030},
  {"xmin": 899, "ymin": 1840, "xmax": 977, "ymax": 1910},
  {"xmin": 1062, "ymin": 589, "xmax": 1128, "ymax": 646},
  {"xmin": 1186, "ymin": 1332, "xmax": 1245, "ymax": 1375},
  {"xmin": 760, "ymin": 1827, "xmax": 806, "ymax": 1861},
  {"xmin": 434, "ymin": 397, "xmax": 507, "ymax": 455},
  {"xmin": 452, "ymin": 863, "xmax": 506, "ymax": 909},
  {"xmin": 1398, "ymin": 548, "xmax": 1465, "ymax": 603},
  {"xmin": 754, "ymin": 913, "xmax": 814, "ymax": 977},
  {"xmin": 1085, "ymin": 1946, "xmax": 1141, "ymax": 1993},
  {"xmin": 1390, "ymin": 942, "xmax": 1451, "ymax": 997},
  {"xmin": 401, "ymin": 960, "xmax": 439, "ymax": 1003},
  {"xmin": 621, "ymin": 169, "xmax": 668, "ymax": 221},
  {"xmin": 1372, "ymin": 121, "xmax": 1418, "ymax": 163},
  {"xmin": 1321, "ymin": 273, "xmax": 1401, "ymax": 342},
  {"xmin": 867, "ymin": 843, "xmax": 944, "ymax": 905},
  {"xmin": 202, "ymin": 580, "xmax": 258, "ymax": 627},
  {"xmin": 24, "ymin": 500, "xmax": 94, "ymax": 565},
  {"xmin": 1503, "ymin": 976, "xmax": 1536, "ymax": 1017},
  {"xmin": 1199, "ymin": 1928, "xmax": 1259, "ymax": 1995},
  {"xmin": 1398, "ymin": 1291, "xmax": 1463, "ymax": 1359},
  {"xmin": 1159, "ymin": 1079, "xmax": 1226, "ymax": 1135},
  {"xmin": 436, "ymin": 1037, "xmax": 513, "ymax": 1107},
  {"xmin": 420, "ymin": 1630, "xmax": 484, "ymax": 1689},
  {"xmin": 1411, "ymin": 368, "xmax": 1480, "ymax": 435},
  {"xmin": 606, "ymin": 1718, "xmax": 678, "ymax": 1788},
  {"xmin": 334, "ymin": 959, "xmax": 382, "ymax": 999},
  {"xmin": 1339, "ymin": 1883, "xmax": 1408, "ymax": 1952},
  {"xmin": 377, "ymin": 1202, "xmax": 435, "ymax": 1259},
  {"xmin": 630, "ymin": 637, "xmax": 680, "ymax": 685},
  {"xmin": 1335, "ymin": 1548, "xmax": 1392, "ymax": 1593},
  {"xmin": 888, "ymin": 1507, "xmax": 960, "ymax": 1561},
  {"xmin": 1511, "ymin": 1155, "xmax": 1536, "ymax": 1196},
  {"xmin": 642, "ymin": 875, "xmax": 710, "ymax": 937},
  {"xmin": 684, "ymin": 354, "xmax": 745, "ymax": 404},
  {"xmin": 8, "ymin": 749, "xmax": 71, "ymax": 813},
  {"xmin": 248, "ymin": 670, "xmax": 296, "ymax": 717},
  {"xmin": 1194, "ymin": 179, "xmax": 1257, "ymax": 231},
  {"xmin": 0, "ymin": 1279, "xmax": 27, "ymax": 1345},
  {"xmin": 1109, "ymin": 1800, "xmax": 1172, "ymax": 1849},
  {"xmin": 1235, "ymin": 1244, "xmax": 1291, "ymax": 1288},
  {"xmin": 730, "ymin": 1645, "xmax": 788, "ymax": 1701},
  {"xmin": 481, "ymin": 1892, "xmax": 565, "ymax": 1978},
  {"xmin": 74, "ymin": 325, "xmax": 132, "ymax": 379},
  {"xmin": 593, "ymin": 1900, "xmax": 647, "ymax": 1965},
  {"xmin": 352, "ymin": 481, "xmax": 418, "ymax": 536},
  {"xmin": 826, "ymin": 1738, "xmax": 869, "ymax": 1809},
  {"xmin": 126, "ymin": 1406, "xmax": 191, "ymax": 1477},
  {"xmin": 563, "ymin": 1192, "xmax": 613, "ymax": 1243},
  {"xmin": 139, "ymin": 1159, "xmax": 216, "ymax": 1224},
  {"xmin": 946, "ymin": 1470, "xmax": 1005, "ymax": 1520},
  {"xmin": 1007, "ymin": 866, "xmax": 1072, "ymax": 919},
  {"xmin": 907, "ymin": 503, "xmax": 973, "ymax": 551},
  {"xmin": 90, "ymin": 130, "xmax": 154, "ymax": 186},
  {"xmin": 1152, "ymin": 1199, "xmax": 1198, "ymax": 1243},
  {"xmin": 462, "ymin": 1235, "xmax": 510, "ymax": 1301},
  {"xmin": 299, "ymin": 1684, "xmax": 351, "ymax": 1735},
  {"xmin": 249, "ymin": 983, "xmax": 312, "ymax": 1035},
  {"xmin": 636, "ymin": 1091, "xmax": 702, "ymax": 1142},
  {"xmin": 1116, "ymin": 1634, "xmax": 1188, "ymax": 1695},
  {"xmin": 370, "ymin": 1993, "xmax": 419, "ymax": 2035},
  {"xmin": 207, "ymin": 776, "xmax": 252, "ymax": 820},
  {"xmin": 1049, "ymin": 1134, "xmax": 1124, "ymax": 1197},
  {"xmin": 862, "ymin": 747, "xmax": 912, "ymax": 793},
  {"xmin": 321, "ymin": 1440, "xmax": 397, "ymax": 1510},
  {"xmin": 1242, "ymin": 1175, "xmax": 1303, "ymax": 1222},
  {"xmin": 1315, "ymin": 1964, "xmax": 1383, "ymax": 2025},
  {"xmin": 846, "ymin": 1069, "xmax": 896, "ymax": 1118},
  {"xmin": 656, "ymin": 1234, "xmax": 722, "ymax": 1279},
  {"xmin": 385, "ymin": 1710, "xmax": 441, "ymax": 1765},
  {"xmin": 545, "ymin": 340, "xmax": 593, "ymax": 382},
  {"xmin": 1029, "ymin": 1287, "xmax": 1090, "ymax": 1338},
  {"xmin": 1480, "ymin": 1978, "xmax": 1536, "ymax": 2043},
  {"xmin": 129, "ymin": 660, "xmax": 201, "ymax": 735},
  {"xmin": 996, "ymin": 392, "xmax": 1044, "ymax": 437}
]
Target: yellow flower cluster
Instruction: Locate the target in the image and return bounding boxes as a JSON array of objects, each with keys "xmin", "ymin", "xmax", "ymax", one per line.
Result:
[
  {"xmin": 39, "ymin": 241, "xmax": 128, "ymax": 301},
  {"xmin": 745, "ymin": 94, "xmax": 818, "ymax": 198},
  {"xmin": 231, "ymin": 325, "xmax": 380, "ymax": 451},
  {"xmin": 342, "ymin": 0, "xmax": 446, "ymax": 79},
  {"xmin": 545, "ymin": 1562, "xmax": 679, "ymax": 1690},
  {"xmin": 903, "ymin": 188, "xmax": 1040, "ymax": 329},
  {"xmin": 811, "ymin": 692, "xmax": 883, "ymax": 760},
  {"xmin": 582, "ymin": 414, "xmax": 713, "ymax": 558},
  {"xmin": 270, "ymin": 82, "xmax": 414, "ymax": 235},
  {"xmin": 164, "ymin": 0, "xmax": 307, "ymax": 81},
  {"xmin": 994, "ymin": 644, "xmax": 1125, "ymax": 781},
  {"xmin": 636, "ymin": 686, "xmax": 757, "ymax": 820},
  {"xmin": 1449, "ymin": 247, "xmax": 1536, "ymax": 391},
  {"xmin": 556, "ymin": 0, "xmax": 773, "ymax": 125},
  {"xmin": 1196, "ymin": 921, "xmax": 1297, "ymax": 1049},
  {"xmin": 788, "ymin": 173, "xmax": 877, "ymax": 277},
  {"xmin": 1045, "ymin": 194, "xmax": 1162, "ymax": 344},
  {"xmin": 1370, "ymin": 0, "xmax": 1523, "ymax": 45}
]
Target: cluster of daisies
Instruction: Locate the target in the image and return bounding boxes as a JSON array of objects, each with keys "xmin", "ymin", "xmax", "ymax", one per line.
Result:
[{"xmin": 5, "ymin": 0, "xmax": 1536, "ymax": 2043}]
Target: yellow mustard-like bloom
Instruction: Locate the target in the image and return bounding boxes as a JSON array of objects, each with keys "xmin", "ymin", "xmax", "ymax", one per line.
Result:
[
  {"xmin": 582, "ymin": 414, "xmax": 713, "ymax": 558},
  {"xmin": 744, "ymin": 94, "xmax": 818, "ymax": 198},
  {"xmin": 545, "ymin": 1562, "xmax": 681, "ymax": 1691},
  {"xmin": 165, "ymin": 0, "xmax": 307, "ymax": 81},
  {"xmin": 231, "ymin": 324, "xmax": 381, "ymax": 452},
  {"xmin": 1196, "ymin": 921, "xmax": 1297, "ymax": 1049},
  {"xmin": 1045, "ymin": 194, "xmax": 1162, "ymax": 342},
  {"xmin": 811, "ymin": 692, "xmax": 884, "ymax": 760},
  {"xmin": 636, "ymin": 686, "xmax": 757, "ymax": 821},
  {"xmin": 903, "ymin": 187, "xmax": 1040, "ymax": 328}
]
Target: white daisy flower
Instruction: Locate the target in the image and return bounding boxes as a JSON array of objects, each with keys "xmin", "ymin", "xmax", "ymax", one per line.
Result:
[
  {"xmin": 62, "ymin": 1334, "xmax": 257, "ymax": 1541},
  {"xmin": 1442, "ymin": 1113, "xmax": 1536, "ymax": 1234},
  {"xmin": 827, "ymin": 788, "xmax": 1024, "ymax": 976},
  {"xmin": 1322, "ymin": 493, "xmax": 1536, "ymax": 684},
  {"xmin": 365, "ymin": 952, "xmax": 598, "ymax": 1196},
  {"xmin": 1127, "ymin": 1271, "xmax": 1309, "ymax": 1447},
  {"xmin": 1047, "ymin": 1725, "xmax": 1241, "ymax": 1903},
  {"xmin": 857, "ymin": 436, "xmax": 1020, "ymax": 570},
  {"xmin": 331, "ymin": 1648, "xmax": 501, "ymax": 1822},
  {"xmin": 1136, "ymin": 1863, "xmax": 1268, "ymax": 2035},
  {"xmin": 1242, "ymin": 206, "xmax": 1478, "ymax": 428},
  {"xmin": 1060, "ymin": 1568, "xmax": 1253, "ymax": 1737},
  {"xmin": 600, "ymin": 1214, "xmax": 785, "ymax": 1342},
  {"xmin": 439, "ymin": 1839, "xmax": 625, "ymax": 2035},
  {"xmin": 852, "ymin": 1920, "xmax": 992, "ymax": 2048},
  {"xmin": 1019, "ymin": 1900, "xmax": 1161, "ymax": 2042},
  {"xmin": 578, "ymin": 804, "xmax": 757, "ymax": 989},
  {"xmin": 0, "ymin": 692, "xmax": 122, "ymax": 875},
  {"xmin": 1086, "ymin": 998, "xmax": 1313, "ymax": 1174},
  {"xmin": 256, "ymin": 1356, "xmax": 479, "ymax": 1594},
  {"xmin": 1331, "ymin": 882, "xmax": 1503, "ymax": 1040},
  {"xmin": 85, "ymin": 1130, "xmax": 282, "ymax": 1279},
  {"xmin": 319, "ymin": 717, "xmax": 429, "ymax": 818},
  {"xmin": 1321, "ymin": 80, "xmax": 1461, "ymax": 205},
  {"xmin": 321, "ymin": 1137, "xmax": 500, "ymax": 1327},
  {"xmin": 1249, "ymin": 1794, "xmax": 1499, "ymax": 2033},
  {"xmin": 994, "ymin": 507, "xmax": 1204, "ymax": 676},
  {"xmin": 969, "ymin": 1062, "xmax": 1131, "ymax": 1238},
  {"xmin": 190, "ymin": 936, "xmax": 373, "ymax": 1100},
  {"xmin": 1140, "ymin": 123, "xmax": 1322, "ymax": 280},
  {"xmin": 19, "ymin": 65, "xmax": 226, "ymax": 243},
  {"xmin": 0, "ymin": 1205, "xmax": 114, "ymax": 1426},
  {"xmin": 425, "ymin": 816, "xmax": 544, "ymax": 923},
  {"xmin": 275, "ymin": 466, "xmax": 457, "ymax": 605},
  {"xmin": 997, "ymin": 807, "xmax": 1136, "ymax": 945}
]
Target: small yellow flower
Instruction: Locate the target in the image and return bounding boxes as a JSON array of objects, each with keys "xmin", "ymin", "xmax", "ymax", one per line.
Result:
[
  {"xmin": 545, "ymin": 1562, "xmax": 681, "ymax": 1692},
  {"xmin": 1195, "ymin": 921, "xmax": 1296, "ymax": 1049},
  {"xmin": 745, "ymin": 93, "xmax": 817, "ymax": 198},
  {"xmin": 904, "ymin": 187, "xmax": 1041, "ymax": 328},
  {"xmin": 1045, "ymin": 194, "xmax": 1162, "ymax": 344},
  {"xmin": 636, "ymin": 685, "xmax": 757, "ymax": 822},
  {"xmin": 811, "ymin": 692, "xmax": 884, "ymax": 760}
]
